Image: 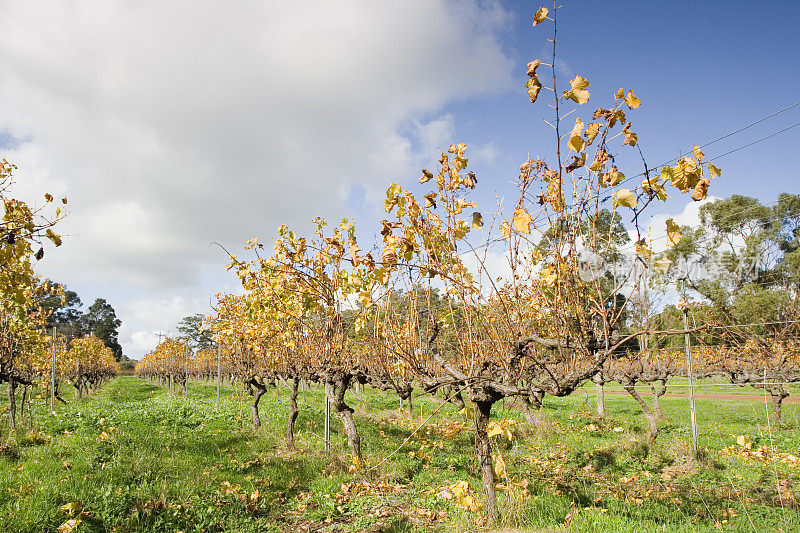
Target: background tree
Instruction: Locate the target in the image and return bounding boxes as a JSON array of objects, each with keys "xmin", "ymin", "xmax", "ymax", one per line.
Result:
[
  {"xmin": 177, "ymin": 313, "xmax": 214, "ymax": 351},
  {"xmin": 83, "ymin": 298, "xmax": 123, "ymax": 361},
  {"xmin": 37, "ymin": 283, "xmax": 85, "ymax": 341},
  {"xmin": 657, "ymin": 193, "xmax": 800, "ymax": 423}
]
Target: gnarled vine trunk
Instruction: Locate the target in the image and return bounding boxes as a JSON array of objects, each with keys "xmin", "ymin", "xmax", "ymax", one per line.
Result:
[
  {"xmin": 768, "ymin": 387, "xmax": 788, "ymax": 425},
  {"xmin": 286, "ymin": 377, "xmax": 300, "ymax": 449},
  {"xmin": 328, "ymin": 374, "xmax": 362, "ymax": 464},
  {"xmin": 8, "ymin": 380, "xmax": 17, "ymax": 432},
  {"xmin": 593, "ymin": 375, "xmax": 605, "ymax": 417},
  {"xmin": 249, "ymin": 378, "xmax": 268, "ymax": 427},
  {"xmin": 521, "ymin": 391, "xmax": 544, "ymax": 426},
  {"xmin": 473, "ymin": 399, "xmax": 497, "ymax": 523},
  {"xmin": 622, "ymin": 382, "xmax": 658, "ymax": 442},
  {"xmin": 649, "ymin": 379, "xmax": 667, "ymax": 420}
]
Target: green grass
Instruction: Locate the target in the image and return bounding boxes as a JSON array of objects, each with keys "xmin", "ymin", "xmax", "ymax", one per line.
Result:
[{"xmin": 0, "ymin": 376, "xmax": 798, "ymax": 532}]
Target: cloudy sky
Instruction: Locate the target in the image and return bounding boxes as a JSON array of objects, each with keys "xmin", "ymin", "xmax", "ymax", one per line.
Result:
[{"xmin": 1, "ymin": 0, "xmax": 798, "ymax": 358}]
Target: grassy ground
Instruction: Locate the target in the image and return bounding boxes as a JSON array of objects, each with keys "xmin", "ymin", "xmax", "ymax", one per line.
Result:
[{"xmin": 0, "ymin": 376, "xmax": 798, "ymax": 532}]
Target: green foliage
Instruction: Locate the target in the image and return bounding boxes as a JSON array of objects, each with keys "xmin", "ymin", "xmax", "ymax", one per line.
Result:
[
  {"xmin": 83, "ymin": 298, "xmax": 123, "ymax": 361},
  {"xmin": 37, "ymin": 283, "xmax": 85, "ymax": 341},
  {"xmin": 176, "ymin": 313, "xmax": 214, "ymax": 351}
]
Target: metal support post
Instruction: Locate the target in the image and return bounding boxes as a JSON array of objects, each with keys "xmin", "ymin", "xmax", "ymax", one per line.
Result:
[
  {"xmin": 324, "ymin": 383, "xmax": 331, "ymax": 453},
  {"xmin": 216, "ymin": 344, "xmax": 221, "ymax": 409},
  {"xmin": 683, "ymin": 280, "xmax": 699, "ymax": 458},
  {"xmin": 51, "ymin": 326, "xmax": 56, "ymax": 414}
]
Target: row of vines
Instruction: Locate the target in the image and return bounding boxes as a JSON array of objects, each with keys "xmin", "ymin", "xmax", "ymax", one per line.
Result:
[
  {"xmin": 0, "ymin": 154, "xmax": 119, "ymax": 438},
  {"xmin": 135, "ymin": 5, "xmax": 799, "ymax": 520}
]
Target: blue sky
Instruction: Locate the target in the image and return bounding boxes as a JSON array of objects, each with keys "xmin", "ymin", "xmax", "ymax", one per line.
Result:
[
  {"xmin": 1, "ymin": 1, "xmax": 797, "ymax": 358},
  {"xmin": 407, "ymin": 0, "xmax": 799, "ymax": 211}
]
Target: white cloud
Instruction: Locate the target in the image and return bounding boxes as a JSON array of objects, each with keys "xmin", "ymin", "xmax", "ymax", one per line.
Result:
[
  {"xmin": 0, "ymin": 1, "xmax": 515, "ymax": 357},
  {"xmin": 117, "ymin": 294, "xmax": 210, "ymax": 359}
]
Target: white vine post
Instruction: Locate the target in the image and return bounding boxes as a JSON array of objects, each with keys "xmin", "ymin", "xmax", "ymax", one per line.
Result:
[
  {"xmin": 50, "ymin": 326, "xmax": 56, "ymax": 414},
  {"xmin": 682, "ymin": 279, "xmax": 699, "ymax": 458},
  {"xmin": 216, "ymin": 343, "xmax": 221, "ymax": 409},
  {"xmin": 324, "ymin": 384, "xmax": 331, "ymax": 453}
]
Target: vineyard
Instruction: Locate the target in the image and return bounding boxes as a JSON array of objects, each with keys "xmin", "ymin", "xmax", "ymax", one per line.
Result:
[{"xmin": 1, "ymin": 3, "xmax": 800, "ymax": 532}]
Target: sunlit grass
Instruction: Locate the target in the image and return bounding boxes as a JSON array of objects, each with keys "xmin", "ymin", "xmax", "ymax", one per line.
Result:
[{"xmin": 0, "ymin": 376, "xmax": 797, "ymax": 532}]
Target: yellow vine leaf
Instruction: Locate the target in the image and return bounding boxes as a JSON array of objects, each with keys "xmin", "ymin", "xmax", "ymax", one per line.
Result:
[
  {"xmin": 625, "ymin": 90, "xmax": 641, "ymax": 109},
  {"xmin": 60, "ymin": 501, "xmax": 82, "ymax": 516},
  {"xmin": 487, "ymin": 419, "xmax": 516, "ymax": 442},
  {"xmin": 623, "ymin": 123, "xmax": 637, "ymax": 147},
  {"xmin": 588, "ymin": 157, "xmax": 605, "ymax": 173},
  {"xmin": 532, "ymin": 7, "xmax": 549, "ymax": 26},
  {"xmin": 419, "ymin": 169, "xmax": 433, "ymax": 184},
  {"xmin": 500, "ymin": 220, "xmax": 510, "ymax": 239},
  {"xmin": 668, "ymin": 157, "xmax": 701, "ymax": 193},
  {"xmin": 692, "ymin": 145, "xmax": 705, "ymax": 161},
  {"xmin": 512, "ymin": 208, "xmax": 533, "ymax": 234},
  {"xmin": 493, "ymin": 453, "xmax": 508, "ymax": 479},
  {"xmin": 584, "ymin": 122, "xmax": 601, "ymax": 145},
  {"xmin": 604, "ymin": 167, "xmax": 625, "ymax": 186},
  {"xmin": 615, "ymin": 88, "xmax": 625, "ymax": 99},
  {"xmin": 567, "ymin": 117, "xmax": 586, "ymax": 153},
  {"xmin": 565, "ymin": 153, "xmax": 587, "ymax": 173},
  {"xmin": 654, "ymin": 257, "xmax": 672, "ymax": 273},
  {"xmin": 563, "ymin": 75, "xmax": 590, "ymax": 105},
  {"xmin": 665, "ymin": 218, "xmax": 681, "ymax": 246},
  {"xmin": 612, "ymin": 189, "xmax": 637, "ymax": 209},
  {"xmin": 539, "ymin": 266, "xmax": 557, "ymax": 287},
  {"xmin": 692, "ymin": 178, "xmax": 710, "ymax": 201},
  {"xmin": 641, "ymin": 177, "xmax": 668, "ymax": 201},
  {"xmin": 46, "ymin": 229, "xmax": 62, "ymax": 247},
  {"xmin": 526, "ymin": 76, "xmax": 543, "ymax": 104},
  {"xmin": 57, "ymin": 519, "xmax": 82, "ymax": 533},
  {"xmin": 471, "ymin": 212, "xmax": 483, "ymax": 229},
  {"xmin": 708, "ymin": 163, "xmax": 722, "ymax": 178},
  {"xmin": 635, "ymin": 240, "xmax": 653, "ymax": 260}
]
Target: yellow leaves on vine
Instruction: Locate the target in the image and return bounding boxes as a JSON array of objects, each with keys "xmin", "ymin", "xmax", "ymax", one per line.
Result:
[
  {"xmin": 500, "ymin": 220, "xmax": 511, "ymax": 239},
  {"xmin": 641, "ymin": 177, "xmax": 668, "ymax": 201},
  {"xmin": 584, "ymin": 122, "xmax": 601, "ymax": 145},
  {"xmin": 625, "ymin": 90, "xmax": 641, "ymax": 109},
  {"xmin": 612, "ymin": 189, "xmax": 637, "ymax": 209},
  {"xmin": 635, "ymin": 240, "xmax": 653, "ymax": 260},
  {"xmin": 46, "ymin": 229, "xmax": 62, "ymax": 247},
  {"xmin": 563, "ymin": 75, "xmax": 590, "ymax": 105},
  {"xmin": 532, "ymin": 7, "xmax": 549, "ymax": 26},
  {"xmin": 567, "ymin": 118, "xmax": 586, "ymax": 153},
  {"xmin": 622, "ymin": 122, "xmax": 637, "ymax": 147},
  {"xmin": 692, "ymin": 178, "xmax": 710, "ymax": 201},
  {"xmin": 512, "ymin": 208, "xmax": 533, "ymax": 234},
  {"xmin": 539, "ymin": 266, "xmax": 557, "ymax": 287},
  {"xmin": 565, "ymin": 153, "xmax": 587, "ymax": 173},
  {"xmin": 493, "ymin": 453, "xmax": 508, "ymax": 479},
  {"xmin": 602, "ymin": 167, "xmax": 625, "ymax": 187},
  {"xmin": 526, "ymin": 76, "xmax": 543, "ymax": 104},
  {"xmin": 471, "ymin": 212, "xmax": 483, "ymax": 229},
  {"xmin": 526, "ymin": 59, "xmax": 542, "ymax": 103},
  {"xmin": 665, "ymin": 218, "xmax": 681, "ymax": 246}
]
